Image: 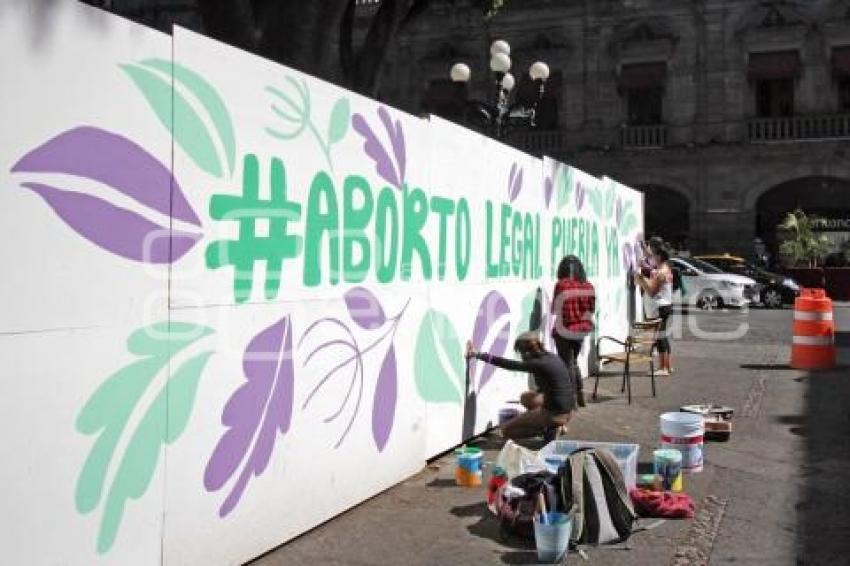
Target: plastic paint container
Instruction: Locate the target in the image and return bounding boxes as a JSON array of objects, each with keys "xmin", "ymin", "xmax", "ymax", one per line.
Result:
[
  {"xmin": 660, "ymin": 412, "xmax": 704, "ymax": 473},
  {"xmin": 534, "ymin": 512, "xmax": 571, "ymax": 563},
  {"xmin": 653, "ymin": 448, "xmax": 683, "ymax": 492},
  {"xmin": 454, "ymin": 446, "xmax": 483, "ymax": 487}
]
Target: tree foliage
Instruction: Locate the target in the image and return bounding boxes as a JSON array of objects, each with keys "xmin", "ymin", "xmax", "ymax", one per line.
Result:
[
  {"xmin": 193, "ymin": 0, "xmax": 508, "ymax": 97},
  {"xmin": 777, "ymin": 208, "xmax": 831, "ymax": 268}
]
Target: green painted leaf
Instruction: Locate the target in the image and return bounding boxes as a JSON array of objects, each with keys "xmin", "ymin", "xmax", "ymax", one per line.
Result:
[
  {"xmin": 556, "ymin": 166, "xmax": 573, "ymax": 210},
  {"xmin": 587, "ymin": 186, "xmax": 604, "ymax": 217},
  {"xmin": 414, "ymin": 310, "xmax": 464, "ymax": 404},
  {"xmin": 620, "ymin": 212, "xmax": 637, "ymax": 236},
  {"xmin": 75, "ymin": 323, "xmax": 213, "ymax": 554},
  {"xmin": 518, "ymin": 290, "xmax": 535, "ymax": 333},
  {"xmin": 328, "ymin": 98, "xmax": 350, "ymax": 145},
  {"xmin": 141, "ymin": 59, "xmax": 236, "ymax": 176},
  {"xmin": 121, "ymin": 64, "xmax": 222, "ymax": 178},
  {"xmin": 604, "ymin": 181, "xmax": 616, "ymax": 219}
]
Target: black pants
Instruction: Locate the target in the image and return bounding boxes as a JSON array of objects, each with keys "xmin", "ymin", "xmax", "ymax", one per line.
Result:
[
  {"xmin": 553, "ymin": 334, "xmax": 584, "ymax": 393},
  {"xmin": 656, "ymin": 305, "xmax": 672, "ymax": 354}
]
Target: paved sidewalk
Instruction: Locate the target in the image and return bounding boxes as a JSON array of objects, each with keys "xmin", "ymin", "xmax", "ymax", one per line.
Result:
[{"xmin": 253, "ymin": 307, "xmax": 849, "ymax": 565}]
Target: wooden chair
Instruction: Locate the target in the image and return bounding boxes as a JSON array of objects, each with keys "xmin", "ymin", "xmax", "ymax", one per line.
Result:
[{"xmin": 592, "ymin": 319, "xmax": 662, "ymax": 404}]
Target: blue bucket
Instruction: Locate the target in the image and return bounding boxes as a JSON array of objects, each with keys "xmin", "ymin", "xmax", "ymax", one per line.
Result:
[{"xmin": 534, "ymin": 512, "xmax": 571, "ymax": 563}]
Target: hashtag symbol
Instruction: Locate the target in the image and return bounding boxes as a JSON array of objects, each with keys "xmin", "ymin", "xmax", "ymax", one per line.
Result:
[{"xmin": 206, "ymin": 154, "xmax": 303, "ymax": 302}]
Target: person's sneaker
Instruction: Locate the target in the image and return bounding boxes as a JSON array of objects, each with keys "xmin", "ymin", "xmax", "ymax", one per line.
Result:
[
  {"xmin": 576, "ymin": 391, "xmax": 586, "ymax": 408},
  {"xmin": 656, "ymin": 369, "xmax": 670, "ymax": 377}
]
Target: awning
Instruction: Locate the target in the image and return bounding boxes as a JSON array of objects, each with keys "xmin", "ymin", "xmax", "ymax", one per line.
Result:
[
  {"xmin": 619, "ymin": 62, "xmax": 666, "ymax": 90},
  {"xmin": 748, "ymin": 51, "xmax": 800, "ymax": 80},
  {"xmin": 832, "ymin": 46, "xmax": 850, "ymax": 76}
]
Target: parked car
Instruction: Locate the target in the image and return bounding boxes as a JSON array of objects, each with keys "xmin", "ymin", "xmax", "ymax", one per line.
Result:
[
  {"xmin": 694, "ymin": 254, "xmax": 800, "ymax": 308},
  {"xmin": 669, "ymin": 257, "xmax": 759, "ymax": 310}
]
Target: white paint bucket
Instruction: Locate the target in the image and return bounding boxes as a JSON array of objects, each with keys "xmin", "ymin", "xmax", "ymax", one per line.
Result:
[{"xmin": 660, "ymin": 412, "xmax": 704, "ymax": 473}]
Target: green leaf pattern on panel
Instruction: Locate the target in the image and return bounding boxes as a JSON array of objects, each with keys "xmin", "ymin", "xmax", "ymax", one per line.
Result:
[
  {"xmin": 556, "ymin": 166, "xmax": 573, "ymax": 210},
  {"xmin": 328, "ymin": 98, "xmax": 351, "ymax": 145},
  {"xmin": 620, "ymin": 201, "xmax": 637, "ymax": 236},
  {"xmin": 518, "ymin": 290, "xmax": 536, "ymax": 333},
  {"xmin": 265, "ymin": 77, "xmax": 349, "ymax": 171},
  {"xmin": 121, "ymin": 59, "xmax": 236, "ymax": 179},
  {"xmin": 586, "ymin": 183, "xmax": 604, "ymax": 218},
  {"xmin": 604, "ymin": 180, "xmax": 616, "ymax": 220},
  {"xmin": 414, "ymin": 310, "xmax": 464, "ymax": 404},
  {"xmin": 75, "ymin": 322, "xmax": 214, "ymax": 553}
]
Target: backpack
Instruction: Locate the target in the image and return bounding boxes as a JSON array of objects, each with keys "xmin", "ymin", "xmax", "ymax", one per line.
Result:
[
  {"xmin": 557, "ymin": 448, "xmax": 636, "ymax": 545},
  {"xmin": 495, "ymin": 471, "xmax": 560, "ymax": 541}
]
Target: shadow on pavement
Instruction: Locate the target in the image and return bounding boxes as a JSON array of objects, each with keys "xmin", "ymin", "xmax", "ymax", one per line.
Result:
[
  {"xmin": 740, "ymin": 363, "xmax": 792, "ymax": 370},
  {"xmin": 797, "ymin": 329, "xmax": 850, "ymax": 562},
  {"xmin": 426, "ymin": 478, "xmax": 457, "ymax": 488},
  {"xmin": 499, "ymin": 550, "xmax": 540, "ymax": 564}
]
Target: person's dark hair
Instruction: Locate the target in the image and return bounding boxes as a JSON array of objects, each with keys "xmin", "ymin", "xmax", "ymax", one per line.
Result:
[
  {"xmin": 514, "ymin": 331, "xmax": 545, "ymax": 358},
  {"xmin": 652, "ymin": 244, "xmax": 671, "ymax": 262},
  {"xmin": 556, "ymin": 255, "xmax": 587, "ymax": 282}
]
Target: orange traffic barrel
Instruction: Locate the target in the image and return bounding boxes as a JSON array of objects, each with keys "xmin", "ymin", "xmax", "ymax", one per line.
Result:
[{"xmin": 790, "ymin": 288, "xmax": 836, "ymax": 370}]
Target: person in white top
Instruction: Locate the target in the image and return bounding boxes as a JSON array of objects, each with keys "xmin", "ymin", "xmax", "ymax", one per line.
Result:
[{"xmin": 634, "ymin": 241, "xmax": 674, "ymax": 376}]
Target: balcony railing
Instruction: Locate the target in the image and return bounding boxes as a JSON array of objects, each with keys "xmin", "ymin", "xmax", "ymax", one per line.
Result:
[
  {"xmin": 506, "ymin": 129, "xmax": 570, "ymax": 157},
  {"xmin": 620, "ymin": 124, "xmax": 667, "ymax": 149},
  {"xmin": 748, "ymin": 114, "xmax": 850, "ymax": 143}
]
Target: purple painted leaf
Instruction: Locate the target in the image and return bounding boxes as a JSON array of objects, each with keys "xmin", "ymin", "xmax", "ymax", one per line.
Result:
[
  {"xmin": 12, "ymin": 126, "xmax": 199, "ymax": 226},
  {"xmin": 633, "ymin": 241, "xmax": 643, "ymax": 267},
  {"xmin": 372, "ymin": 345, "xmax": 397, "ymax": 452},
  {"xmin": 478, "ymin": 320, "xmax": 511, "ymax": 391},
  {"xmin": 622, "ymin": 242, "xmax": 635, "ymax": 272},
  {"xmin": 204, "ymin": 316, "xmax": 295, "ymax": 517},
  {"xmin": 352, "ymin": 112, "xmax": 401, "ymax": 190},
  {"xmin": 471, "ymin": 291, "xmax": 511, "ymax": 391},
  {"xmin": 544, "ymin": 176, "xmax": 554, "ymax": 208},
  {"xmin": 21, "ymin": 183, "xmax": 199, "ymax": 263},
  {"xmin": 508, "ymin": 167, "xmax": 523, "ymax": 202},
  {"xmin": 508, "ymin": 163, "xmax": 517, "ymax": 201},
  {"xmin": 344, "ymin": 287, "xmax": 386, "ymax": 330},
  {"xmin": 377, "ymin": 106, "xmax": 406, "ymax": 186},
  {"xmin": 575, "ymin": 183, "xmax": 586, "ymax": 211}
]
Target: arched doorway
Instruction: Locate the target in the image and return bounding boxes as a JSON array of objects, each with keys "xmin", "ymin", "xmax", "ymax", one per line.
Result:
[
  {"xmin": 637, "ymin": 185, "xmax": 691, "ymax": 248},
  {"xmin": 755, "ymin": 176, "xmax": 850, "ymax": 266}
]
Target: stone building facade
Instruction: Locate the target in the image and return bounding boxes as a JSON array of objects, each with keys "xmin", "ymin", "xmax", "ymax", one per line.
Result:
[
  {"xmin": 375, "ymin": 0, "xmax": 850, "ymax": 258},
  {"xmin": 81, "ymin": 0, "xmax": 850, "ymax": 259}
]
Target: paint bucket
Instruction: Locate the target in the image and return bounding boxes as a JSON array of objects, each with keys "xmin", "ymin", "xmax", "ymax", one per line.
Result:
[
  {"xmin": 653, "ymin": 448, "xmax": 683, "ymax": 491},
  {"xmin": 660, "ymin": 412, "xmax": 704, "ymax": 473},
  {"xmin": 454, "ymin": 446, "xmax": 483, "ymax": 487},
  {"xmin": 498, "ymin": 407, "xmax": 520, "ymax": 427},
  {"xmin": 534, "ymin": 512, "xmax": 571, "ymax": 563}
]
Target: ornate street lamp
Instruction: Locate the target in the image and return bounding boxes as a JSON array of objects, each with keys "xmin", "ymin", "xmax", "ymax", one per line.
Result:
[{"xmin": 449, "ymin": 40, "xmax": 550, "ymax": 139}]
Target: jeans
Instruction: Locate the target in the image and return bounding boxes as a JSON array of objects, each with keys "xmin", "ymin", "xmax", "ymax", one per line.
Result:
[{"xmin": 553, "ymin": 334, "xmax": 584, "ymax": 394}]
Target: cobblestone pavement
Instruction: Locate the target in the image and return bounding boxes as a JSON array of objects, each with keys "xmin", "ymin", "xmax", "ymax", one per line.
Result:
[{"xmin": 253, "ymin": 305, "xmax": 850, "ymax": 565}]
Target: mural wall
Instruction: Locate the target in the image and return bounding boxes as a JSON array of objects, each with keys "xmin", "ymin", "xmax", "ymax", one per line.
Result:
[{"xmin": 0, "ymin": 2, "xmax": 643, "ymax": 564}]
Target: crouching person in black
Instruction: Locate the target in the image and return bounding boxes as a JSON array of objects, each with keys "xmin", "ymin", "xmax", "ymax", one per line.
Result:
[{"xmin": 465, "ymin": 331, "xmax": 576, "ymax": 442}]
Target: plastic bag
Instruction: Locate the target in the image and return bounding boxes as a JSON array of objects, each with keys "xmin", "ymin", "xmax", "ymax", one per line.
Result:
[{"xmin": 495, "ymin": 440, "xmax": 546, "ymax": 480}]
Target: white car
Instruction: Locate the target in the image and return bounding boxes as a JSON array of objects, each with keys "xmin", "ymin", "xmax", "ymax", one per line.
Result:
[{"xmin": 670, "ymin": 257, "xmax": 759, "ymax": 310}]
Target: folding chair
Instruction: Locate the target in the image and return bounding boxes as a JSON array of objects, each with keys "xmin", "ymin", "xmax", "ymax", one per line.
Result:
[{"xmin": 592, "ymin": 319, "xmax": 661, "ymax": 404}]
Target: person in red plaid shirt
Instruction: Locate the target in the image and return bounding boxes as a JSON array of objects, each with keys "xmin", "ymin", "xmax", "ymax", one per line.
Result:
[{"xmin": 551, "ymin": 255, "xmax": 596, "ymax": 407}]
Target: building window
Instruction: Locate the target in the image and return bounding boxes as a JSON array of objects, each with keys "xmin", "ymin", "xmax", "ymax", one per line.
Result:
[
  {"xmin": 755, "ymin": 78, "xmax": 794, "ymax": 117},
  {"xmin": 627, "ymin": 87, "xmax": 663, "ymax": 125},
  {"xmin": 748, "ymin": 51, "xmax": 800, "ymax": 117},
  {"xmin": 619, "ymin": 62, "xmax": 666, "ymax": 125},
  {"xmin": 832, "ymin": 46, "xmax": 850, "ymax": 112}
]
